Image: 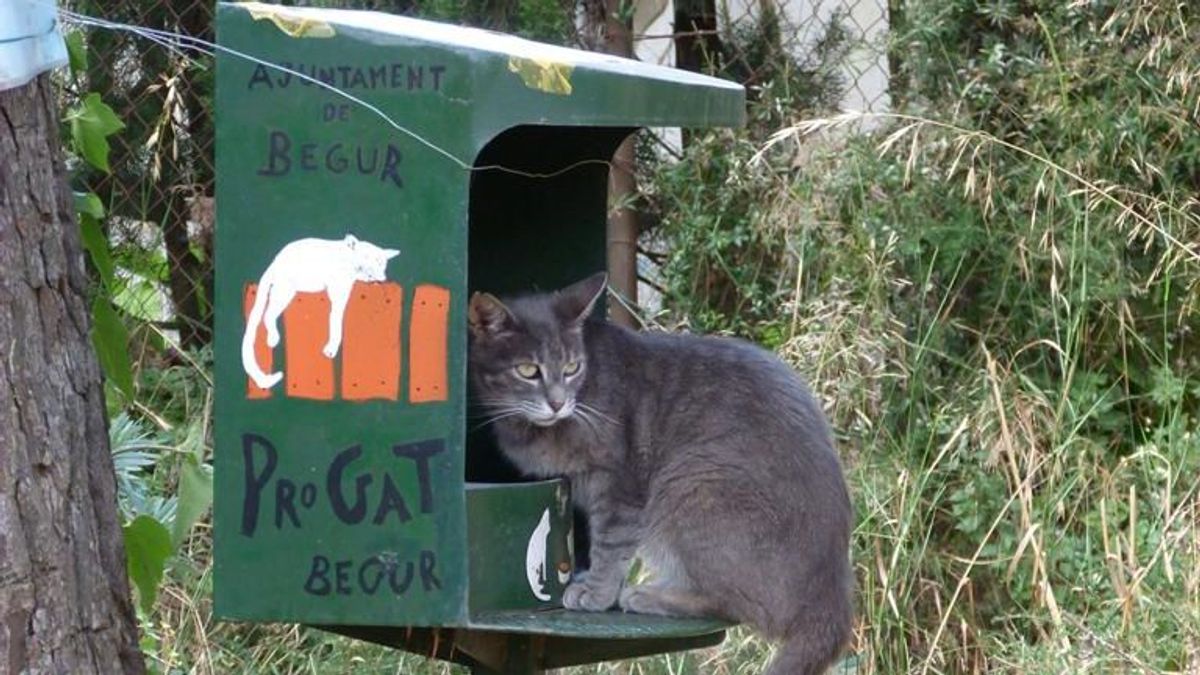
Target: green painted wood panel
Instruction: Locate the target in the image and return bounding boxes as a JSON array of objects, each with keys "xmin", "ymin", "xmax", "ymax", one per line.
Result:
[
  {"xmin": 213, "ymin": 5, "xmax": 471, "ymax": 626},
  {"xmin": 467, "ymin": 481, "xmax": 574, "ymax": 612}
]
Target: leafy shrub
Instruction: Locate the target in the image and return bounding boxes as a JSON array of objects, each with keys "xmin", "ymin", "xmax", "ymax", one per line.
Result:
[{"xmin": 642, "ymin": 11, "xmax": 851, "ymax": 345}]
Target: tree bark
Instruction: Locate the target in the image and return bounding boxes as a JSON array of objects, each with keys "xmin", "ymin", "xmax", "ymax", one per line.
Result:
[
  {"xmin": 0, "ymin": 75, "xmax": 145, "ymax": 675},
  {"xmin": 607, "ymin": 135, "xmax": 639, "ymax": 328},
  {"xmin": 584, "ymin": 0, "xmax": 640, "ymax": 327}
]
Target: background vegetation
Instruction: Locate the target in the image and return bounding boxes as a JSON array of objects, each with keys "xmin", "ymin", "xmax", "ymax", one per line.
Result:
[
  {"xmin": 64, "ymin": 0, "xmax": 1200, "ymax": 672},
  {"xmin": 648, "ymin": 0, "xmax": 1200, "ymax": 671}
]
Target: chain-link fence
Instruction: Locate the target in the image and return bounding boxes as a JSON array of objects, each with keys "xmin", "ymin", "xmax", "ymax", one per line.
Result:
[
  {"xmin": 67, "ymin": 1, "xmax": 214, "ymax": 356},
  {"xmin": 636, "ymin": 0, "xmax": 890, "ymax": 117},
  {"xmin": 65, "ymin": 0, "xmax": 891, "ymax": 361}
]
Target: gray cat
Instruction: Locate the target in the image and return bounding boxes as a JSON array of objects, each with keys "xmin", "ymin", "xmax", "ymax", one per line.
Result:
[{"xmin": 468, "ymin": 273, "xmax": 853, "ymax": 675}]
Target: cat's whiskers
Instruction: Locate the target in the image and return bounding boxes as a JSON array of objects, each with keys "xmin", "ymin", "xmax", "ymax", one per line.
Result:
[
  {"xmin": 477, "ymin": 398, "xmax": 561, "ymax": 426},
  {"xmin": 469, "ymin": 397, "xmax": 535, "ymax": 429},
  {"xmin": 578, "ymin": 412, "xmax": 602, "ymax": 439},
  {"xmin": 577, "ymin": 402, "xmax": 621, "ymax": 427},
  {"xmin": 515, "ymin": 401, "xmax": 543, "ymax": 416},
  {"xmin": 470, "ymin": 408, "xmax": 526, "ymax": 431},
  {"xmin": 569, "ymin": 406, "xmax": 607, "ymax": 440},
  {"xmin": 468, "ymin": 396, "xmax": 516, "ymax": 413},
  {"xmin": 472, "ymin": 396, "xmax": 524, "ymax": 407}
]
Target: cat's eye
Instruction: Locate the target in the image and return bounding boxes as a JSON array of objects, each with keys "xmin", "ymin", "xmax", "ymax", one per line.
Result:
[
  {"xmin": 515, "ymin": 363, "xmax": 540, "ymax": 379},
  {"xmin": 563, "ymin": 361, "xmax": 581, "ymax": 376}
]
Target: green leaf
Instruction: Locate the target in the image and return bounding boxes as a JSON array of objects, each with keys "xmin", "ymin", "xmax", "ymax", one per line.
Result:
[
  {"xmin": 90, "ymin": 298, "xmax": 134, "ymax": 400},
  {"xmin": 79, "ymin": 93, "xmax": 124, "ymax": 136},
  {"xmin": 172, "ymin": 459, "xmax": 213, "ymax": 548},
  {"xmin": 79, "ymin": 214, "xmax": 115, "ymax": 290},
  {"xmin": 1150, "ymin": 366, "xmax": 1186, "ymax": 406},
  {"xmin": 124, "ymin": 515, "xmax": 171, "ymax": 614},
  {"xmin": 73, "ymin": 191, "xmax": 104, "ymax": 218},
  {"xmin": 65, "ymin": 31, "xmax": 87, "ymax": 74},
  {"xmin": 69, "ymin": 94, "xmax": 125, "ymax": 173},
  {"xmin": 71, "ymin": 116, "xmax": 109, "ymax": 173},
  {"xmin": 79, "ymin": 213, "xmax": 113, "ymax": 286}
]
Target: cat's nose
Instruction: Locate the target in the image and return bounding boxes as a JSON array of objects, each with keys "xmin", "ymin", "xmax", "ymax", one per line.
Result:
[{"xmin": 547, "ymin": 396, "xmax": 565, "ymax": 412}]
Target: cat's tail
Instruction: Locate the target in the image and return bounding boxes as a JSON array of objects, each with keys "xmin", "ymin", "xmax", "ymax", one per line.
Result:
[
  {"xmin": 242, "ymin": 281, "xmax": 284, "ymax": 390},
  {"xmin": 764, "ymin": 613, "xmax": 851, "ymax": 675}
]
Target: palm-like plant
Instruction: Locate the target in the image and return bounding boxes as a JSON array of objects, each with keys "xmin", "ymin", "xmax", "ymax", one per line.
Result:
[{"xmin": 109, "ymin": 412, "xmax": 177, "ymax": 525}]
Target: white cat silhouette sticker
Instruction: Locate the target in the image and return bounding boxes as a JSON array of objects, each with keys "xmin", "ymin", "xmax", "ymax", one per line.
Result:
[
  {"xmin": 526, "ymin": 508, "xmax": 552, "ymax": 601},
  {"xmin": 241, "ymin": 234, "xmax": 399, "ymax": 390}
]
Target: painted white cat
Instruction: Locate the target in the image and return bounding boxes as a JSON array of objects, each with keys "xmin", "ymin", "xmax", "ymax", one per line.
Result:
[
  {"xmin": 526, "ymin": 508, "xmax": 552, "ymax": 601},
  {"xmin": 241, "ymin": 234, "xmax": 400, "ymax": 390}
]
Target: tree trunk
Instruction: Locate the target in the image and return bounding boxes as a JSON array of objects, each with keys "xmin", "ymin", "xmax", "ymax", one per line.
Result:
[
  {"xmin": 0, "ymin": 75, "xmax": 145, "ymax": 675},
  {"xmin": 607, "ymin": 135, "xmax": 639, "ymax": 328},
  {"xmin": 584, "ymin": 0, "xmax": 640, "ymax": 327}
]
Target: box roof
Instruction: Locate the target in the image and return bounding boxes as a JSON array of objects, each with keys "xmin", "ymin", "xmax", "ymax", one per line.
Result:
[{"xmin": 224, "ymin": 2, "xmax": 745, "ymax": 131}]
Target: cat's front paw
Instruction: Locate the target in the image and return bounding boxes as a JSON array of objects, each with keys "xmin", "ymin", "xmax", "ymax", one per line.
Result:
[
  {"xmin": 266, "ymin": 330, "xmax": 280, "ymax": 348},
  {"xmin": 321, "ymin": 342, "xmax": 339, "ymax": 358},
  {"xmin": 562, "ymin": 580, "xmax": 619, "ymax": 612},
  {"xmin": 618, "ymin": 585, "xmax": 677, "ymax": 616},
  {"xmin": 618, "ymin": 585, "xmax": 652, "ymax": 614}
]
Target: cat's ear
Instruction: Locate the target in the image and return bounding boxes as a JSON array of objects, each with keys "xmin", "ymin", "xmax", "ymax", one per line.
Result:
[
  {"xmin": 555, "ymin": 272, "xmax": 607, "ymax": 326},
  {"xmin": 468, "ymin": 292, "xmax": 516, "ymax": 339},
  {"xmin": 383, "ymin": 248, "xmax": 400, "ymax": 260},
  {"xmin": 344, "ymin": 234, "xmax": 359, "ymax": 249}
]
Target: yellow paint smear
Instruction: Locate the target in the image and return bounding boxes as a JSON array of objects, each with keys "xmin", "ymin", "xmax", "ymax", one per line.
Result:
[
  {"xmin": 507, "ymin": 57, "xmax": 573, "ymax": 96},
  {"xmin": 240, "ymin": 2, "xmax": 336, "ymax": 39}
]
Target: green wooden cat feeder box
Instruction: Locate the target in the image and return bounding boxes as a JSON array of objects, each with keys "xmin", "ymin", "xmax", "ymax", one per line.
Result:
[{"xmin": 212, "ymin": 3, "xmax": 744, "ymax": 672}]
